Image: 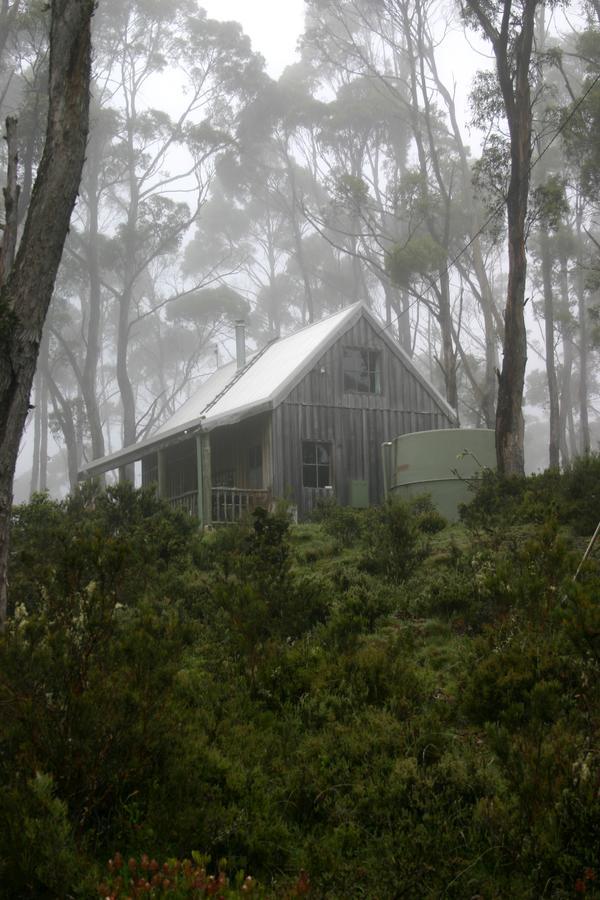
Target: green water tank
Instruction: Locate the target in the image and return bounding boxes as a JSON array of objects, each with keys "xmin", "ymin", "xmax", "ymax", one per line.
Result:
[{"xmin": 382, "ymin": 428, "xmax": 496, "ymax": 521}]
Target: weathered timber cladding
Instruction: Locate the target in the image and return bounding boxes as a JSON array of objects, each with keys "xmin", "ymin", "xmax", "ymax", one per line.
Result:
[{"xmin": 272, "ymin": 316, "xmax": 454, "ymax": 518}]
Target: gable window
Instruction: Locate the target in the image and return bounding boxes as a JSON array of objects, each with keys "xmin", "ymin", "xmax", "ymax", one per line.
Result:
[
  {"xmin": 302, "ymin": 442, "xmax": 331, "ymax": 488},
  {"xmin": 343, "ymin": 348, "xmax": 381, "ymax": 394}
]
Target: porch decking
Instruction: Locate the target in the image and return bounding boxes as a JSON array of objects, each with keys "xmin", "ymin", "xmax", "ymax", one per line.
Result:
[{"xmin": 169, "ymin": 487, "xmax": 270, "ymax": 523}]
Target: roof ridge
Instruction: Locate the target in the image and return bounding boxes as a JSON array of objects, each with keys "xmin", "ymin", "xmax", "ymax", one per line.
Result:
[
  {"xmin": 198, "ymin": 337, "xmax": 278, "ymax": 419},
  {"xmin": 279, "ymin": 301, "xmax": 364, "ymax": 340}
]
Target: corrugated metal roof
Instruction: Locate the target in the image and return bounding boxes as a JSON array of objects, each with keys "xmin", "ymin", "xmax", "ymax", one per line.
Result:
[{"xmin": 156, "ymin": 302, "xmax": 362, "ymax": 431}]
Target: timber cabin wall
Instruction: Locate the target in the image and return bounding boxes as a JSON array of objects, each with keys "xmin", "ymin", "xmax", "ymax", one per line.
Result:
[{"xmin": 271, "ymin": 315, "xmax": 454, "ymax": 519}]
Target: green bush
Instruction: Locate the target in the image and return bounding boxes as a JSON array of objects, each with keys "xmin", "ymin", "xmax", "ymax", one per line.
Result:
[
  {"xmin": 561, "ymin": 453, "xmax": 600, "ymax": 534},
  {"xmin": 407, "ymin": 494, "xmax": 448, "ymax": 534},
  {"xmin": 9, "ymin": 482, "xmax": 199, "ymax": 617},
  {"xmin": 0, "ymin": 772, "xmax": 89, "ymax": 898},
  {"xmin": 460, "ymin": 456, "xmax": 600, "ymax": 534},
  {"xmin": 361, "ymin": 497, "xmax": 428, "ymax": 582},
  {"xmin": 1, "ymin": 485, "xmax": 599, "ymax": 897},
  {"xmin": 311, "ymin": 497, "xmax": 365, "ymax": 545}
]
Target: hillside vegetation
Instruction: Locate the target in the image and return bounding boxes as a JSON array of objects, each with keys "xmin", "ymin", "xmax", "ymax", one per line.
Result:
[{"xmin": 1, "ymin": 461, "xmax": 600, "ymax": 898}]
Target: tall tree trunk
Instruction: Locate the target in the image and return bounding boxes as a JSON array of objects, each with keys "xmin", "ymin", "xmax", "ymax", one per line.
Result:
[
  {"xmin": 540, "ymin": 231, "xmax": 560, "ymax": 468},
  {"xmin": 116, "ymin": 134, "xmax": 139, "ymax": 481},
  {"xmin": 28, "ymin": 327, "xmax": 49, "ymax": 495},
  {"xmin": 81, "ymin": 138, "xmax": 106, "ymax": 466},
  {"xmin": 44, "ymin": 368, "xmax": 79, "ymax": 492},
  {"xmin": 437, "ymin": 269, "xmax": 458, "ymax": 412},
  {"xmin": 29, "ymin": 369, "xmax": 41, "ymax": 496},
  {"xmin": 0, "ymin": 0, "xmax": 95, "ymax": 626},
  {"xmin": 558, "ymin": 254, "xmax": 573, "ymax": 468},
  {"xmin": 427, "ymin": 42, "xmax": 499, "ymax": 424},
  {"xmin": 39, "ymin": 365, "xmax": 48, "ymax": 492},
  {"xmin": 467, "ymin": 0, "xmax": 538, "ymax": 475},
  {"xmin": 282, "ymin": 143, "xmax": 314, "ymax": 323},
  {"xmin": 576, "ymin": 203, "xmax": 590, "ymax": 454}
]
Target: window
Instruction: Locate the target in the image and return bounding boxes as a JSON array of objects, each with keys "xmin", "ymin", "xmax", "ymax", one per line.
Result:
[
  {"xmin": 302, "ymin": 442, "xmax": 331, "ymax": 488},
  {"xmin": 343, "ymin": 348, "xmax": 381, "ymax": 394}
]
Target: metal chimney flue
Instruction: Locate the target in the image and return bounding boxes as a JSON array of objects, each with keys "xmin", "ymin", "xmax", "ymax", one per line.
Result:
[{"xmin": 235, "ymin": 320, "xmax": 246, "ymax": 370}]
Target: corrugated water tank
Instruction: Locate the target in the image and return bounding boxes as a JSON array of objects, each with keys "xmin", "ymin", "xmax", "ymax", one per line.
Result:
[{"xmin": 382, "ymin": 428, "xmax": 496, "ymax": 521}]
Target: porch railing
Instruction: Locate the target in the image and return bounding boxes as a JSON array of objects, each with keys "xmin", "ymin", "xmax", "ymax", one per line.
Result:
[
  {"xmin": 168, "ymin": 487, "xmax": 269, "ymax": 524},
  {"xmin": 169, "ymin": 490, "xmax": 198, "ymax": 517},
  {"xmin": 212, "ymin": 487, "xmax": 270, "ymax": 523}
]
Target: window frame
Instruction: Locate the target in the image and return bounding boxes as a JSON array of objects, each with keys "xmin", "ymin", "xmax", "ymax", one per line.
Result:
[
  {"xmin": 302, "ymin": 441, "xmax": 332, "ymax": 489},
  {"xmin": 343, "ymin": 346, "xmax": 382, "ymax": 395}
]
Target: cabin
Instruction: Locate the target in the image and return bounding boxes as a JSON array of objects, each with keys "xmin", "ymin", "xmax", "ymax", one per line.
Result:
[{"xmin": 79, "ymin": 302, "xmax": 457, "ymax": 523}]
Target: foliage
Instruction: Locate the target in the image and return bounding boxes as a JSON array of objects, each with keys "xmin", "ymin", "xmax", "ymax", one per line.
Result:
[
  {"xmin": 459, "ymin": 454, "xmax": 600, "ymax": 534},
  {"xmin": 360, "ymin": 497, "xmax": 430, "ymax": 581},
  {"xmin": 311, "ymin": 496, "xmax": 365, "ymax": 544},
  {"xmin": 0, "ymin": 772, "xmax": 87, "ymax": 897},
  {"xmin": 1, "ymin": 483, "xmax": 600, "ymax": 897},
  {"xmin": 385, "ymin": 234, "xmax": 448, "ymax": 289},
  {"xmin": 313, "ymin": 493, "xmax": 445, "ymax": 549}
]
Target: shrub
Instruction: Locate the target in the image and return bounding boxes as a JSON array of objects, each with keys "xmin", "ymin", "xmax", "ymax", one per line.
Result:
[
  {"xmin": 460, "ymin": 456, "xmax": 600, "ymax": 534},
  {"xmin": 407, "ymin": 494, "xmax": 448, "ymax": 534},
  {"xmin": 561, "ymin": 453, "xmax": 600, "ymax": 534},
  {"xmin": 311, "ymin": 497, "xmax": 365, "ymax": 545},
  {"xmin": 9, "ymin": 482, "xmax": 198, "ymax": 616},
  {"xmin": 361, "ymin": 497, "xmax": 428, "ymax": 582},
  {"xmin": 0, "ymin": 772, "xmax": 90, "ymax": 898}
]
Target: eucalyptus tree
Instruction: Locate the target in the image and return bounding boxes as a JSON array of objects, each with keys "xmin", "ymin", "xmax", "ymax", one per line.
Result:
[
  {"xmin": 529, "ymin": 176, "xmax": 569, "ymax": 468},
  {"xmin": 0, "ymin": 3, "xmax": 57, "ymax": 496},
  {"xmin": 0, "ymin": 0, "xmax": 95, "ymax": 625},
  {"xmin": 236, "ymin": 67, "xmax": 329, "ymax": 325},
  {"xmin": 301, "ymin": 3, "xmax": 416, "ymax": 343},
  {"xmin": 462, "ymin": 0, "xmax": 542, "ymax": 474},
  {"xmin": 184, "ymin": 167, "xmax": 300, "ymax": 339},
  {"xmin": 302, "ymin": 0, "xmax": 503, "ymax": 417},
  {"xmin": 41, "ymin": 0, "xmax": 266, "ymax": 482},
  {"xmin": 560, "ymin": 23, "xmax": 600, "ymax": 455},
  {"xmin": 184, "ymin": 65, "xmax": 336, "ymax": 335}
]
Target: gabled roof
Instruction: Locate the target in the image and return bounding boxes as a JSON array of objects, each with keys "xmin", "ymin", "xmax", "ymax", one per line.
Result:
[{"xmin": 80, "ymin": 301, "xmax": 456, "ymax": 477}]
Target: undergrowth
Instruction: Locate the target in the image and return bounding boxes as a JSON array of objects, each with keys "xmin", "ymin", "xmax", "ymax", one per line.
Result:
[{"xmin": 0, "ymin": 472, "xmax": 599, "ymax": 898}]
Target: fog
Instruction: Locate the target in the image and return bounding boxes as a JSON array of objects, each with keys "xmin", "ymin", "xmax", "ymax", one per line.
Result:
[{"xmin": 2, "ymin": 0, "xmax": 598, "ymax": 501}]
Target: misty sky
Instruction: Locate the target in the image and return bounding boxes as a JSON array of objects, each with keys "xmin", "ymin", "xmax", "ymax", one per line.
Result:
[{"xmin": 202, "ymin": 0, "xmax": 305, "ymax": 76}]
